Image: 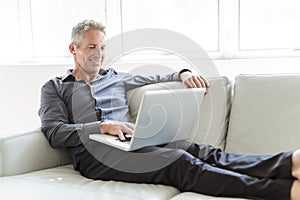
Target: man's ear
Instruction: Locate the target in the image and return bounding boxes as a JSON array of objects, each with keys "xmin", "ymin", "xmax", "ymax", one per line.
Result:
[{"xmin": 69, "ymin": 43, "xmax": 76, "ymax": 54}]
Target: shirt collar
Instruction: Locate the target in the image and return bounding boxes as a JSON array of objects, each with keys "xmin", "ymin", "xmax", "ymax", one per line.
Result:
[
  {"xmin": 61, "ymin": 68, "xmax": 109, "ymax": 82},
  {"xmin": 61, "ymin": 69, "xmax": 74, "ymax": 82}
]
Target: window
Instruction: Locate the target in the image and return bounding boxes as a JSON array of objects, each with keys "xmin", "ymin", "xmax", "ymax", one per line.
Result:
[
  {"xmin": 1, "ymin": 0, "xmax": 300, "ymax": 64},
  {"xmin": 2, "ymin": 0, "xmax": 106, "ymax": 63},
  {"xmin": 0, "ymin": 0, "xmax": 20, "ymax": 62},
  {"xmin": 121, "ymin": 0, "xmax": 219, "ymax": 52},
  {"xmin": 30, "ymin": 0, "xmax": 106, "ymax": 58},
  {"xmin": 239, "ymin": 0, "xmax": 300, "ymax": 50}
]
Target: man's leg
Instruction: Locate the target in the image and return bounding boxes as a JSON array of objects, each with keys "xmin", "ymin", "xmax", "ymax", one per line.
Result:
[
  {"xmin": 165, "ymin": 141, "xmax": 293, "ymax": 179},
  {"xmin": 79, "ymin": 142, "xmax": 293, "ymax": 200}
]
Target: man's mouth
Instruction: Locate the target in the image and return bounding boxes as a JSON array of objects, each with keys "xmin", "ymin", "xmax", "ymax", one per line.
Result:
[{"xmin": 89, "ymin": 58, "xmax": 100, "ymax": 64}]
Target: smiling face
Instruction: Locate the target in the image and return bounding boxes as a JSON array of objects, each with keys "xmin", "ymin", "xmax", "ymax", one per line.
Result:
[{"xmin": 70, "ymin": 30, "xmax": 106, "ymax": 76}]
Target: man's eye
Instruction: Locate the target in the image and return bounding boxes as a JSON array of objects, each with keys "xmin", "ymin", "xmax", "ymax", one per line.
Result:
[{"xmin": 88, "ymin": 45, "xmax": 96, "ymax": 49}]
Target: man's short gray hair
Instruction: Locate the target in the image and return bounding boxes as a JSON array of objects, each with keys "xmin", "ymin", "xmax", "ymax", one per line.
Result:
[{"xmin": 71, "ymin": 19, "xmax": 105, "ymax": 45}]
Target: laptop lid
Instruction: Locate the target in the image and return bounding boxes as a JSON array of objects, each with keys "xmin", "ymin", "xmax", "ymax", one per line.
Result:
[{"xmin": 129, "ymin": 88, "xmax": 205, "ymax": 150}]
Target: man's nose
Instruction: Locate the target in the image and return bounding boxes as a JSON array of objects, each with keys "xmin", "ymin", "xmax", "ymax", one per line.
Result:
[{"xmin": 93, "ymin": 46, "xmax": 104, "ymax": 56}]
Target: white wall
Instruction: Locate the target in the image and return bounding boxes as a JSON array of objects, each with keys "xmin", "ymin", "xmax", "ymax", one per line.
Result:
[
  {"xmin": 1, "ymin": 57, "xmax": 300, "ymax": 136},
  {"xmin": 0, "ymin": 64, "xmax": 70, "ymax": 136}
]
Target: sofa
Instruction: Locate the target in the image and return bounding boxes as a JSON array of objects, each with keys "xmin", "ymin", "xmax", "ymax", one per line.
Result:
[{"xmin": 1, "ymin": 74, "xmax": 300, "ymax": 200}]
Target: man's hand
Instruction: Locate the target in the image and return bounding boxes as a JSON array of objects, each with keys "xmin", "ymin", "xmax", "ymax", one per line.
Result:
[
  {"xmin": 180, "ymin": 71, "xmax": 209, "ymax": 92},
  {"xmin": 99, "ymin": 121, "xmax": 135, "ymax": 141}
]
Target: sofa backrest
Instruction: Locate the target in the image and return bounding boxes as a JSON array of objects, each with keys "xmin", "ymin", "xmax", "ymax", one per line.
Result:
[
  {"xmin": 225, "ymin": 74, "xmax": 300, "ymax": 154},
  {"xmin": 126, "ymin": 77, "xmax": 232, "ymax": 150}
]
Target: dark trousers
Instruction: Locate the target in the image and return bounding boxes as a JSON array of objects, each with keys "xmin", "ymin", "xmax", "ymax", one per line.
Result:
[{"xmin": 76, "ymin": 141, "xmax": 294, "ymax": 200}]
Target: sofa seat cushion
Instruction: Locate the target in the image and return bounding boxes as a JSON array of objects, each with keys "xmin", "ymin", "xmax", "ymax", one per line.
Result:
[
  {"xmin": 169, "ymin": 192, "xmax": 248, "ymax": 200},
  {"xmin": 0, "ymin": 165, "xmax": 179, "ymax": 200}
]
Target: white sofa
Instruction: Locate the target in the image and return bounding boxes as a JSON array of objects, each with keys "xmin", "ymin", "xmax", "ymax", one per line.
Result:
[{"xmin": 1, "ymin": 74, "xmax": 300, "ymax": 200}]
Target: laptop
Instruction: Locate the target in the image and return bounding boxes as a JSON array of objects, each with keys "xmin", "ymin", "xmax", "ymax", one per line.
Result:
[{"xmin": 89, "ymin": 88, "xmax": 205, "ymax": 151}]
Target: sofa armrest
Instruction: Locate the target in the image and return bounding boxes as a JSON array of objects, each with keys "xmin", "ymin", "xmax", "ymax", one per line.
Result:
[{"xmin": 0, "ymin": 128, "xmax": 71, "ymax": 176}]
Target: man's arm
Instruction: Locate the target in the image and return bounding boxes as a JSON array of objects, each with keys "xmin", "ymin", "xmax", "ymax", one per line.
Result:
[
  {"xmin": 39, "ymin": 80, "xmax": 101, "ymax": 148},
  {"xmin": 122, "ymin": 69, "xmax": 209, "ymax": 91}
]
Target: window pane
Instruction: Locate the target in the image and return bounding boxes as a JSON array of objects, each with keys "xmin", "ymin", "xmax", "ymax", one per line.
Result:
[
  {"xmin": 240, "ymin": 0, "xmax": 300, "ymax": 50},
  {"xmin": 30, "ymin": 0, "xmax": 106, "ymax": 57},
  {"xmin": 0, "ymin": 0, "xmax": 20, "ymax": 61},
  {"xmin": 121, "ymin": 0, "xmax": 219, "ymax": 52}
]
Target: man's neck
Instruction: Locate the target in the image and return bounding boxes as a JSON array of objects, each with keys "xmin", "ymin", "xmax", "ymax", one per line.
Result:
[{"xmin": 72, "ymin": 68, "xmax": 97, "ymax": 83}]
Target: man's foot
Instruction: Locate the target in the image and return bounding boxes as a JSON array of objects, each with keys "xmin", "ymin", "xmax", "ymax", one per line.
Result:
[
  {"xmin": 291, "ymin": 180, "xmax": 300, "ymax": 200},
  {"xmin": 292, "ymin": 149, "xmax": 300, "ymax": 180}
]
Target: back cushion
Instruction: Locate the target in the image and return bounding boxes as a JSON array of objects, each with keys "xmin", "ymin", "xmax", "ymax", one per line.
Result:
[
  {"xmin": 126, "ymin": 77, "xmax": 231, "ymax": 150},
  {"xmin": 226, "ymin": 74, "xmax": 300, "ymax": 154}
]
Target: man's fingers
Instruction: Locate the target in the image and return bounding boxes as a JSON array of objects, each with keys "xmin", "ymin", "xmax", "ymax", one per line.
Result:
[
  {"xmin": 199, "ymin": 75, "xmax": 210, "ymax": 88},
  {"xmin": 117, "ymin": 123, "xmax": 135, "ymax": 141},
  {"xmin": 125, "ymin": 123, "xmax": 135, "ymax": 134},
  {"xmin": 117, "ymin": 130, "xmax": 125, "ymax": 141},
  {"xmin": 119, "ymin": 123, "xmax": 135, "ymax": 140},
  {"xmin": 184, "ymin": 75, "xmax": 209, "ymax": 89},
  {"xmin": 197, "ymin": 76, "xmax": 206, "ymax": 88},
  {"xmin": 101, "ymin": 121, "xmax": 135, "ymax": 140},
  {"xmin": 184, "ymin": 78, "xmax": 196, "ymax": 88},
  {"xmin": 193, "ymin": 76, "xmax": 204, "ymax": 88},
  {"xmin": 197, "ymin": 76, "xmax": 209, "ymax": 94},
  {"xmin": 121, "ymin": 123, "xmax": 135, "ymax": 135}
]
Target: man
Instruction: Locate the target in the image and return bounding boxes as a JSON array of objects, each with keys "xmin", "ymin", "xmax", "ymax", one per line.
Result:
[{"xmin": 39, "ymin": 19, "xmax": 300, "ymax": 200}]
